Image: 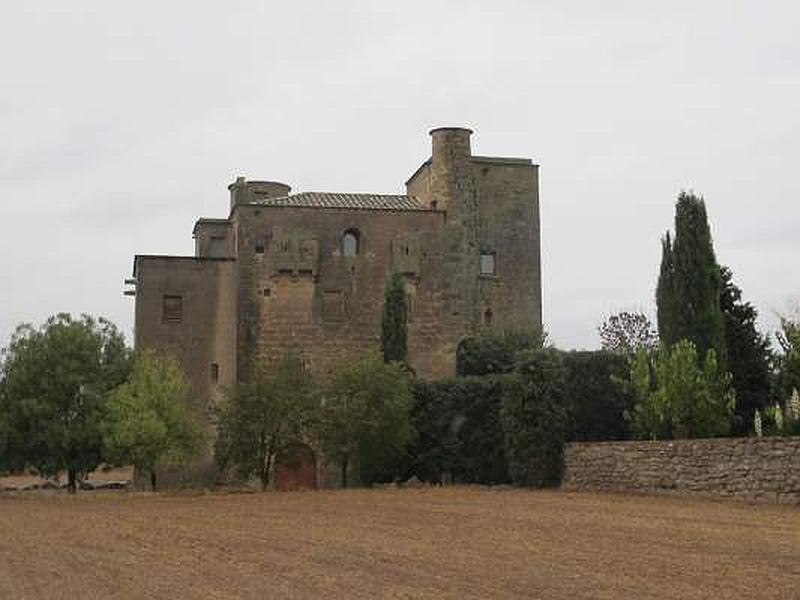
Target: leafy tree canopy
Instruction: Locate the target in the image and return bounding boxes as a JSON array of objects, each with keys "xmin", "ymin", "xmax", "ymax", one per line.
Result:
[
  {"xmin": 0, "ymin": 314, "xmax": 131, "ymax": 491},
  {"xmin": 598, "ymin": 311, "xmax": 659, "ymax": 355},
  {"xmin": 103, "ymin": 349, "xmax": 207, "ymax": 491},
  {"xmin": 321, "ymin": 353, "xmax": 414, "ymax": 487},
  {"xmin": 215, "ymin": 351, "xmax": 316, "ymax": 490},
  {"xmin": 626, "ymin": 340, "xmax": 734, "ymax": 440}
]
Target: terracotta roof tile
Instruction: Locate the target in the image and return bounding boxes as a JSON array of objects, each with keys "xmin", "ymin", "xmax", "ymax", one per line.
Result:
[{"xmin": 253, "ymin": 192, "xmax": 432, "ymax": 212}]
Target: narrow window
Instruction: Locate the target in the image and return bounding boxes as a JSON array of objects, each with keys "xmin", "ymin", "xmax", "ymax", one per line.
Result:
[
  {"xmin": 210, "ymin": 363, "xmax": 220, "ymax": 383},
  {"xmin": 484, "ymin": 308, "xmax": 493, "ymax": 326},
  {"xmin": 163, "ymin": 295, "xmax": 183, "ymax": 323},
  {"xmin": 342, "ymin": 230, "xmax": 359, "ymax": 257},
  {"xmin": 480, "ymin": 252, "xmax": 496, "ymax": 276}
]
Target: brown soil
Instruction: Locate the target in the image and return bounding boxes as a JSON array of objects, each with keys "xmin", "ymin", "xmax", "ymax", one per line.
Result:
[{"xmin": 0, "ymin": 487, "xmax": 797, "ymax": 599}]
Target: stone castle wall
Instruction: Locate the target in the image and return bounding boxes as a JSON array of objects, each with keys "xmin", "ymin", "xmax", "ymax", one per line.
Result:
[
  {"xmin": 232, "ymin": 205, "xmax": 450, "ymax": 379},
  {"xmin": 563, "ymin": 437, "xmax": 800, "ymax": 505}
]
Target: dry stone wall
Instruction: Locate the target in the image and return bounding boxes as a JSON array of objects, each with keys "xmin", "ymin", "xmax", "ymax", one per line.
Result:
[{"xmin": 563, "ymin": 437, "xmax": 800, "ymax": 505}]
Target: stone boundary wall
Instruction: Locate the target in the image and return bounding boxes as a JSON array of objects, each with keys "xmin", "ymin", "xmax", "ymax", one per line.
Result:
[{"xmin": 563, "ymin": 437, "xmax": 800, "ymax": 505}]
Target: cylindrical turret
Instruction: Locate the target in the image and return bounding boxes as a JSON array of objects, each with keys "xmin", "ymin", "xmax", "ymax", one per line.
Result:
[
  {"xmin": 429, "ymin": 127, "xmax": 473, "ymax": 219},
  {"xmin": 229, "ymin": 177, "xmax": 291, "ymax": 211}
]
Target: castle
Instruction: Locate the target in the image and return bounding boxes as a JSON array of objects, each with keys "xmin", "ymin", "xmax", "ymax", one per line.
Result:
[{"xmin": 132, "ymin": 127, "xmax": 541, "ymax": 419}]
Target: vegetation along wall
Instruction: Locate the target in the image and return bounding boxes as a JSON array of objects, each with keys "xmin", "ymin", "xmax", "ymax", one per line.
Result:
[{"xmin": 563, "ymin": 438, "xmax": 800, "ymax": 505}]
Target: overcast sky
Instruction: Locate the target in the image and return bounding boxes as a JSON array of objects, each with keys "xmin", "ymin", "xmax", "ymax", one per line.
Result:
[{"xmin": 1, "ymin": 0, "xmax": 798, "ymax": 351}]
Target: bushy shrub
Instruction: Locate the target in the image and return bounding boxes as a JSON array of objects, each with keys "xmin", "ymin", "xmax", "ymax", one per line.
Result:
[{"xmin": 501, "ymin": 349, "xmax": 569, "ymax": 487}]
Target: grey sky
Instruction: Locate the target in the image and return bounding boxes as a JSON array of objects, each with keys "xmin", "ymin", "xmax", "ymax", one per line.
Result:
[{"xmin": 1, "ymin": 0, "xmax": 798, "ymax": 350}]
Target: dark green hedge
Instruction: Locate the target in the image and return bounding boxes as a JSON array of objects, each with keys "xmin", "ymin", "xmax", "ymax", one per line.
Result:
[
  {"xmin": 407, "ymin": 346, "xmax": 634, "ymax": 486},
  {"xmin": 502, "ymin": 349, "xmax": 570, "ymax": 486},
  {"xmin": 408, "ymin": 376, "xmax": 510, "ymax": 484},
  {"xmin": 562, "ymin": 350, "xmax": 634, "ymax": 442}
]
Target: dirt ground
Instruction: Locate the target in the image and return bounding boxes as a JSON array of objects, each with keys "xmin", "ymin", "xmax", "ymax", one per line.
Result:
[{"xmin": 0, "ymin": 487, "xmax": 797, "ymax": 599}]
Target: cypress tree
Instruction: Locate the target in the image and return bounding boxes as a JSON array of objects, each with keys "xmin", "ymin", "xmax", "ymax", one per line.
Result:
[
  {"xmin": 656, "ymin": 232, "xmax": 676, "ymax": 345},
  {"xmin": 381, "ymin": 272, "xmax": 408, "ymax": 363},
  {"xmin": 656, "ymin": 192, "xmax": 726, "ymax": 361}
]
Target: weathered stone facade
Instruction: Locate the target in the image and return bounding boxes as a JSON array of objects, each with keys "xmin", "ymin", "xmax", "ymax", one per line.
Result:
[
  {"xmin": 563, "ymin": 438, "xmax": 800, "ymax": 505},
  {"xmin": 133, "ymin": 127, "xmax": 542, "ymax": 407}
]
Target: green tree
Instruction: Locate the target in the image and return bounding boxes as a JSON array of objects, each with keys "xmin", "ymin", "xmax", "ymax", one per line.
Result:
[
  {"xmin": 321, "ymin": 354, "xmax": 414, "ymax": 487},
  {"xmin": 0, "ymin": 314, "xmax": 131, "ymax": 492},
  {"xmin": 656, "ymin": 192, "xmax": 726, "ymax": 361},
  {"xmin": 718, "ymin": 266, "xmax": 773, "ymax": 434},
  {"xmin": 501, "ymin": 349, "xmax": 569, "ymax": 487},
  {"xmin": 215, "ymin": 352, "xmax": 316, "ymax": 491},
  {"xmin": 656, "ymin": 232, "xmax": 676, "ymax": 345},
  {"xmin": 627, "ymin": 340, "xmax": 734, "ymax": 440},
  {"xmin": 381, "ymin": 272, "xmax": 408, "ymax": 364},
  {"xmin": 103, "ymin": 350, "xmax": 207, "ymax": 491},
  {"xmin": 598, "ymin": 311, "xmax": 659, "ymax": 355}
]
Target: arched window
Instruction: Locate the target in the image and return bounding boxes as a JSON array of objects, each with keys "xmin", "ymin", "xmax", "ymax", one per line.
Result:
[{"xmin": 342, "ymin": 230, "xmax": 360, "ymax": 257}]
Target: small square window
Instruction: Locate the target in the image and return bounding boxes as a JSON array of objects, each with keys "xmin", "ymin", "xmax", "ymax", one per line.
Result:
[
  {"xmin": 163, "ymin": 295, "xmax": 183, "ymax": 323},
  {"xmin": 480, "ymin": 252, "xmax": 496, "ymax": 276}
]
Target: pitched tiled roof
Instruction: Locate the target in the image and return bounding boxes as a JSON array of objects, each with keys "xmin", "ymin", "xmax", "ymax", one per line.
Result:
[{"xmin": 252, "ymin": 192, "xmax": 433, "ymax": 212}]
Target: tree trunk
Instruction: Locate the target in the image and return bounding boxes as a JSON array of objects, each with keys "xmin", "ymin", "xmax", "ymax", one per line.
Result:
[
  {"xmin": 262, "ymin": 451, "xmax": 273, "ymax": 492},
  {"xmin": 67, "ymin": 468, "xmax": 77, "ymax": 494},
  {"xmin": 150, "ymin": 470, "xmax": 157, "ymax": 492},
  {"xmin": 258, "ymin": 431, "xmax": 270, "ymax": 492},
  {"xmin": 341, "ymin": 455, "xmax": 349, "ymax": 489}
]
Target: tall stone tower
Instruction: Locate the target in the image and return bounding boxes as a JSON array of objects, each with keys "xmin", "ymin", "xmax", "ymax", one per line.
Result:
[{"xmin": 407, "ymin": 127, "xmax": 542, "ymax": 365}]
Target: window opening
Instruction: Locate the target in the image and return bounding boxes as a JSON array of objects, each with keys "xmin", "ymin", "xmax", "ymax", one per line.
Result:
[
  {"xmin": 342, "ymin": 230, "xmax": 360, "ymax": 257},
  {"xmin": 162, "ymin": 295, "xmax": 183, "ymax": 323},
  {"xmin": 480, "ymin": 252, "xmax": 496, "ymax": 276},
  {"xmin": 211, "ymin": 363, "xmax": 220, "ymax": 383}
]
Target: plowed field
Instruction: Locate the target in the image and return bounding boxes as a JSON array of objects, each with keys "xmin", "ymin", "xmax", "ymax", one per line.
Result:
[{"xmin": 0, "ymin": 487, "xmax": 797, "ymax": 599}]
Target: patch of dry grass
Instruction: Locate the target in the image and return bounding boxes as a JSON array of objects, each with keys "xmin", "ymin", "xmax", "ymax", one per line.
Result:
[{"xmin": 0, "ymin": 487, "xmax": 797, "ymax": 599}]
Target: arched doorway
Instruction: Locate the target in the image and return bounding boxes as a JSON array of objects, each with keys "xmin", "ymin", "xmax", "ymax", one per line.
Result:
[{"xmin": 275, "ymin": 442, "xmax": 317, "ymax": 491}]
